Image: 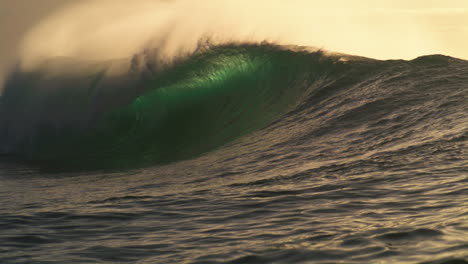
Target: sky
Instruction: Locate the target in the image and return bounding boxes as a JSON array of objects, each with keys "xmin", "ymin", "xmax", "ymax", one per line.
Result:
[{"xmin": 1, "ymin": 0, "xmax": 468, "ymax": 87}]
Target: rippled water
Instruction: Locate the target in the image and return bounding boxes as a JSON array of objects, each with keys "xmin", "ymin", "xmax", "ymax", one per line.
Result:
[{"xmin": 0, "ymin": 46, "xmax": 467, "ymax": 263}]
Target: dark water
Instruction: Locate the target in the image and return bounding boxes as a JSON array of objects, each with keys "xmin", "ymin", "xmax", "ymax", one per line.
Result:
[{"xmin": 0, "ymin": 44, "xmax": 467, "ymax": 263}]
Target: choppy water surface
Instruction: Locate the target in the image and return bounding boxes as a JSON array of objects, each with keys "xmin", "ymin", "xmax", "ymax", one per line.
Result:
[{"xmin": 0, "ymin": 45, "xmax": 467, "ymax": 263}]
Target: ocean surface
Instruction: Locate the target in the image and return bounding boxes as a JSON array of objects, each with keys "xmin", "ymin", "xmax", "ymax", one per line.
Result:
[{"xmin": 0, "ymin": 44, "xmax": 467, "ymax": 263}]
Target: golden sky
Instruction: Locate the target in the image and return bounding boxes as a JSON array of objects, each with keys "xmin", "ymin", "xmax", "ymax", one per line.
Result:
[{"xmin": 1, "ymin": 0, "xmax": 467, "ymax": 84}]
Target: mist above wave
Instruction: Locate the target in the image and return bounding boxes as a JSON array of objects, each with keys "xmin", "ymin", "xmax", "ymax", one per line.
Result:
[{"xmin": 18, "ymin": 0, "xmax": 468, "ymax": 72}]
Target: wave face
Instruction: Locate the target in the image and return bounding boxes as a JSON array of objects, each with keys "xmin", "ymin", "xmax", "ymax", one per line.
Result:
[
  {"xmin": 1, "ymin": 43, "xmax": 467, "ymax": 171},
  {"xmin": 0, "ymin": 44, "xmax": 343, "ymax": 169}
]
